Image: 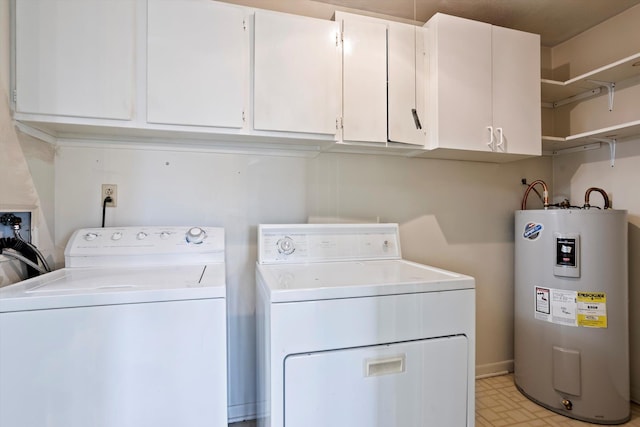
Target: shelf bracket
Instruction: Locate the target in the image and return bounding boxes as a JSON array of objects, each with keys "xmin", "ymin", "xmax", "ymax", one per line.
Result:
[
  {"xmin": 552, "ymin": 87, "xmax": 601, "ymax": 108},
  {"xmin": 587, "ymin": 79, "xmax": 615, "ymax": 111},
  {"xmin": 590, "ymin": 137, "xmax": 617, "ymax": 167}
]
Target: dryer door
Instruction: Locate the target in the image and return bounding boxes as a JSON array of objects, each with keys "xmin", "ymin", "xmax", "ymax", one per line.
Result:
[{"xmin": 284, "ymin": 335, "xmax": 468, "ymax": 426}]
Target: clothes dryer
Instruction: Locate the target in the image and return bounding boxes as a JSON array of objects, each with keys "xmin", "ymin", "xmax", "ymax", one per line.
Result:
[
  {"xmin": 0, "ymin": 226, "xmax": 227, "ymax": 427},
  {"xmin": 256, "ymin": 223, "xmax": 475, "ymax": 427}
]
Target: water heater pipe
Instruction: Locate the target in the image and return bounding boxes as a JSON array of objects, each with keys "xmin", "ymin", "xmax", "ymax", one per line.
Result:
[
  {"xmin": 521, "ymin": 180, "xmax": 549, "ymax": 210},
  {"xmin": 584, "ymin": 187, "xmax": 611, "ymax": 209}
]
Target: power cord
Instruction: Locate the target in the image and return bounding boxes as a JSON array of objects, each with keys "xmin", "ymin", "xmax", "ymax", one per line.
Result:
[{"xmin": 102, "ymin": 196, "xmax": 113, "ymax": 227}]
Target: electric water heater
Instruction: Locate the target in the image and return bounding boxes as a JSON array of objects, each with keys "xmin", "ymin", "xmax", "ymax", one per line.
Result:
[{"xmin": 514, "ymin": 208, "xmax": 629, "ymax": 424}]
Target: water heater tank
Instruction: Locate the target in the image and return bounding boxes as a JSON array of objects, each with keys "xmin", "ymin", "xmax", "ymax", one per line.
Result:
[{"xmin": 514, "ymin": 209, "xmax": 629, "ymax": 424}]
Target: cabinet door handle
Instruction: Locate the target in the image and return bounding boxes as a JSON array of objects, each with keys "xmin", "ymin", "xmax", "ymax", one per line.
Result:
[
  {"xmin": 411, "ymin": 108, "xmax": 422, "ymax": 130},
  {"xmin": 496, "ymin": 127, "xmax": 504, "ymax": 151},
  {"xmin": 486, "ymin": 126, "xmax": 495, "ymax": 151},
  {"xmin": 365, "ymin": 355, "xmax": 406, "ymax": 377}
]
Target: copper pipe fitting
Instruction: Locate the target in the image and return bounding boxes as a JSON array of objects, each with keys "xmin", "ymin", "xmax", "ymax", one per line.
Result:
[
  {"xmin": 521, "ymin": 180, "xmax": 549, "ymax": 210},
  {"xmin": 584, "ymin": 187, "xmax": 611, "ymax": 209}
]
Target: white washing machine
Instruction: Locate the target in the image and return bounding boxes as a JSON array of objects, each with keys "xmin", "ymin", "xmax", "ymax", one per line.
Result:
[
  {"xmin": 256, "ymin": 223, "xmax": 476, "ymax": 427},
  {"xmin": 0, "ymin": 226, "xmax": 227, "ymax": 427}
]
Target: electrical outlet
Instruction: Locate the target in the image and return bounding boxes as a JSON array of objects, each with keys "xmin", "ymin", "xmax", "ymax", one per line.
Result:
[{"xmin": 101, "ymin": 184, "xmax": 118, "ymax": 207}]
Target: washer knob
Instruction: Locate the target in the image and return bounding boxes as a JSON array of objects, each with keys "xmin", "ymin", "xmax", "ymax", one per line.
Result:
[
  {"xmin": 84, "ymin": 232, "xmax": 98, "ymax": 241},
  {"xmin": 186, "ymin": 227, "xmax": 206, "ymax": 244},
  {"xmin": 136, "ymin": 232, "xmax": 148, "ymax": 240},
  {"xmin": 111, "ymin": 232, "xmax": 123, "ymax": 241},
  {"xmin": 277, "ymin": 236, "xmax": 295, "ymax": 255}
]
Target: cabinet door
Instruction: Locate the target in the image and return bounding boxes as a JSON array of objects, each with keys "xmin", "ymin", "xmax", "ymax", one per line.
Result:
[
  {"xmin": 147, "ymin": 0, "xmax": 246, "ymax": 128},
  {"xmin": 14, "ymin": 0, "xmax": 135, "ymax": 120},
  {"xmin": 492, "ymin": 26, "xmax": 541, "ymax": 155},
  {"xmin": 341, "ymin": 18, "xmax": 387, "ymax": 143},
  {"xmin": 388, "ymin": 22, "xmax": 427, "ymax": 146},
  {"xmin": 254, "ymin": 10, "xmax": 340, "ymax": 135},
  {"xmin": 427, "ymin": 14, "xmax": 492, "ymax": 151}
]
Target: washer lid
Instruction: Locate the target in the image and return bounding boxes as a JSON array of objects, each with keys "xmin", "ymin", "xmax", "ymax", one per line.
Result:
[
  {"xmin": 0, "ymin": 264, "xmax": 225, "ymax": 312},
  {"xmin": 257, "ymin": 259, "xmax": 474, "ymax": 303}
]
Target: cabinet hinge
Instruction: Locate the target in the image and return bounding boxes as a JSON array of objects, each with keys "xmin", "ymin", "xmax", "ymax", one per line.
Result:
[
  {"xmin": 242, "ymin": 19, "xmax": 246, "ymax": 31},
  {"xmin": 336, "ymin": 32, "xmax": 340, "ymax": 47},
  {"xmin": 242, "ymin": 110, "xmax": 246, "ymax": 122},
  {"xmin": 336, "ymin": 117, "xmax": 343, "ymax": 130},
  {"xmin": 12, "ymin": 90, "xmax": 17, "ymax": 103}
]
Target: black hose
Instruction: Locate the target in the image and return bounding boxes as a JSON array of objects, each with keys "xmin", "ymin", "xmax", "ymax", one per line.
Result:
[
  {"xmin": 0, "ymin": 237, "xmax": 40, "ymax": 278},
  {"xmin": 14, "ymin": 230, "xmax": 51, "ymax": 272}
]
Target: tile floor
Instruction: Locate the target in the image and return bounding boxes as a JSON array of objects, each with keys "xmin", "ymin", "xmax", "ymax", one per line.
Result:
[
  {"xmin": 232, "ymin": 374, "xmax": 640, "ymax": 426},
  {"xmin": 476, "ymin": 374, "xmax": 640, "ymax": 426}
]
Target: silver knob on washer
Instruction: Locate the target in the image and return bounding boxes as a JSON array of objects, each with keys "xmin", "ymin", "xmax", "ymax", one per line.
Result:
[{"xmin": 186, "ymin": 227, "xmax": 206, "ymax": 244}]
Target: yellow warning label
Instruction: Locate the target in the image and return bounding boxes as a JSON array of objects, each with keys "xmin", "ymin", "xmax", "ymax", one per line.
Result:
[{"xmin": 577, "ymin": 292, "xmax": 607, "ymax": 328}]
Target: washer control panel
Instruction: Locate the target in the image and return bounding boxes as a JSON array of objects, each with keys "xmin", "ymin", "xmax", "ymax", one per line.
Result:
[
  {"xmin": 258, "ymin": 223, "xmax": 401, "ymax": 264},
  {"xmin": 65, "ymin": 226, "xmax": 224, "ymax": 267}
]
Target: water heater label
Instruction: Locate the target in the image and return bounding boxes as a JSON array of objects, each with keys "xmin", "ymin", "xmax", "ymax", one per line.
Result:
[
  {"xmin": 577, "ymin": 292, "xmax": 607, "ymax": 328},
  {"xmin": 552, "ymin": 289, "xmax": 577, "ymax": 326},
  {"xmin": 553, "ymin": 233, "xmax": 580, "ymax": 278},
  {"xmin": 523, "ymin": 222, "xmax": 543, "ymax": 240},
  {"xmin": 556, "ymin": 238, "xmax": 576, "ymax": 267},
  {"xmin": 535, "ymin": 287, "xmax": 550, "ymax": 315},
  {"xmin": 534, "ymin": 287, "xmax": 608, "ymax": 328}
]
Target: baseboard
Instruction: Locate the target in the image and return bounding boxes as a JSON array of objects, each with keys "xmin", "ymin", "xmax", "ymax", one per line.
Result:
[
  {"xmin": 475, "ymin": 360, "xmax": 514, "ymax": 379},
  {"xmin": 228, "ymin": 402, "xmax": 257, "ymax": 424}
]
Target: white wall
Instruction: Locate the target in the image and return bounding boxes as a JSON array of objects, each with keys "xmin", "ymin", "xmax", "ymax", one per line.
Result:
[
  {"xmin": 550, "ymin": 4, "xmax": 640, "ymax": 80},
  {"xmin": 54, "ymin": 143, "xmax": 550, "ymax": 418},
  {"xmin": 549, "ymin": 3, "xmax": 640, "ymax": 403}
]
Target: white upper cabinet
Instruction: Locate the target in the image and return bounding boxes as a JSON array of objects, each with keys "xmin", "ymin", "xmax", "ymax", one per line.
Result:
[
  {"xmin": 492, "ymin": 26, "xmax": 541, "ymax": 156},
  {"xmin": 253, "ymin": 10, "xmax": 340, "ymax": 136},
  {"xmin": 387, "ymin": 21, "xmax": 427, "ymax": 146},
  {"xmin": 425, "ymin": 13, "xmax": 541, "ymax": 157},
  {"xmin": 14, "ymin": 0, "xmax": 135, "ymax": 121},
  {"xmin": 339, "ymin": 15, "xmax": 387, "ymax": 143},
  {"xmin": 335, "ymin": 12, "xmax": 426, "ymax": 146},
  {"xmin": 147, "ymin": 0, "xmax": 247, "ymax": 128},
  {"xmin": 426, "ymin": 14, "xmax": 492, "ymax": 152},
  {"xmin": 11, "ymin": 3, "xmax": 540, "ymax": 161}
]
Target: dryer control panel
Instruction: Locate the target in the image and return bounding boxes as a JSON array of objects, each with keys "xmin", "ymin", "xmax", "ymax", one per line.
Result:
[{"xmin": 258, "ymin": 223, "xmax": 401, "ymax": 264}]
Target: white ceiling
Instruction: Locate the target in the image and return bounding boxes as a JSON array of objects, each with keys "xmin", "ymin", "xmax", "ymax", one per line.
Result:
[{"xmin": 312, "ymin": 0, "xmax": 640, "ymax": 46}]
